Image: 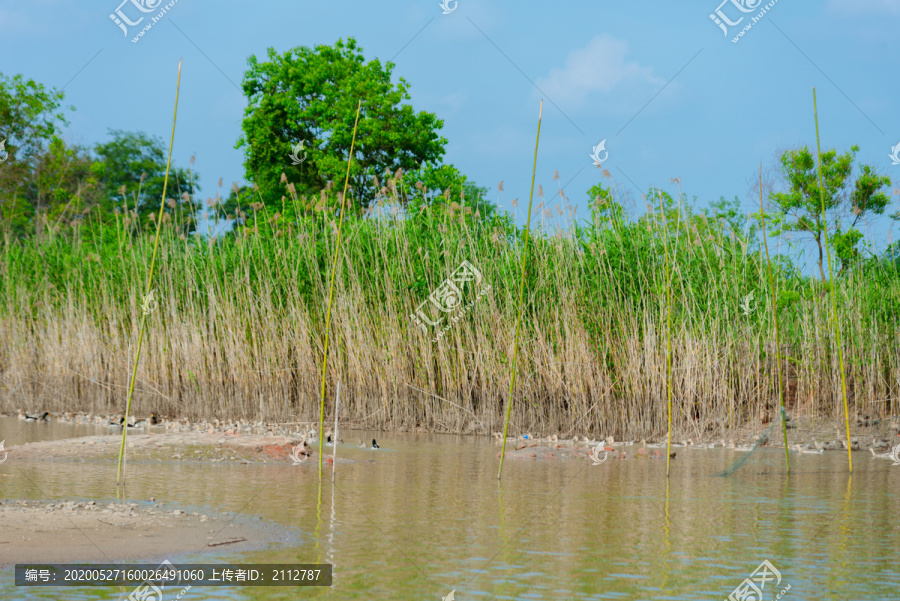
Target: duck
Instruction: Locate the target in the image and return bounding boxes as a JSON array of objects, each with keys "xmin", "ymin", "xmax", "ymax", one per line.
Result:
[
  {"xmin": 118, "ymin": 417, "xmax": 144, "ymax": 429},
  {"xmin": 371, "ymin": 439, "xmax": 380, "ymax": 449},
  {"xmin": 358, "ymin": 439, "xmax": 367, "ymax": 448},
  {"xmin": 793, "ymin": 444, "xmax": 823, "ymax": 455},
  {"xmin": 326, "ymin": 435, "xmax": 344, "ymax": 446},
  {"xmin": 728, "ymin": 440, "xmax": 753, "ymax": 452},
  {"xmin": 24, "ymin": 412, "xmax": 49, "ymax": 423},
  {"xmin": 869, "ymin": 448, "xmax": 893, "ymax": 460},
  {"xmin": 150, "ymin": 413, "xmax": 159, "ymax": 425}
]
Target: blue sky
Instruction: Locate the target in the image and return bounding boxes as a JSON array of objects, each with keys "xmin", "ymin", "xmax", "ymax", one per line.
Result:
[{"xmin": 1, "ymin": 0, "xmax": 899, "ymax": 261}]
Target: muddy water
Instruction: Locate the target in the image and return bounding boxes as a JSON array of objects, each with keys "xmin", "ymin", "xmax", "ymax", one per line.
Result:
[{"xmin": 1, "ymin": 417, "xmax": 899, "ymax": 600}]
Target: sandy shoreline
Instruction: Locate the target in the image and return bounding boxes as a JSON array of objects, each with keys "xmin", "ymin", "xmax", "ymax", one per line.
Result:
[
  {"xmin": 0, "ymin": 499, "xmax": 303, "ymax": 566},
  {"xmin": 5, "ymin": 429, "xmax": 356, "ymax": 464}
]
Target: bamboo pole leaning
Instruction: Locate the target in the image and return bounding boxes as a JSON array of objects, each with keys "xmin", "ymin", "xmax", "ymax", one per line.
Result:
[
  {"xmin": 318, "ymin": 100, "xmax": 363, "ymax": 478},
  {"xmin": 116, "ymin": 59, "xmax": 183, "ymax": 486},
  {"xmin": 759, "ymin": 163, "xmax": 791, "ymax": 475},
  {"xmin": 812, "ymin": 88, "xmax": 852, "ymax": 473},
  {"xmin": 498, "ymin": 99, "xmax": 543, "ymax": 480}
]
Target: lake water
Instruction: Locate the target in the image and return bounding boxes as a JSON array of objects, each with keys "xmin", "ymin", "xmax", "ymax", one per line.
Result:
[{"xmin": 1, "ymin": 417, "xmax": 899, "ymax": 600}]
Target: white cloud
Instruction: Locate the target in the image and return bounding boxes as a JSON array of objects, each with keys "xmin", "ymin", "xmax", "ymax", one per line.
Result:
[
  {"xmin": 534, "ymin": 34, "xmax": 665, "ymax": 107},
  {"xmin": 827, "ymin": 0, "xmax": 900, "ymax": 15}
]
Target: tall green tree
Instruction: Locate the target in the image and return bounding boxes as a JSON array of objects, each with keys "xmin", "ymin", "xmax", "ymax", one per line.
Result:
[
  {"xmin": 767, "ymin": 145, "xmax": 891, "ymax": 278},
  {"xmin": 0, "ymin": 72, "xmax": 105, "ymax": 236},
  {"xmin": 0, "ymin": 72, "xmax": 71, "ymax": 175},
  {"xmin": 237, "ymin": 38, "xmax": 447, "ymax": 209}
]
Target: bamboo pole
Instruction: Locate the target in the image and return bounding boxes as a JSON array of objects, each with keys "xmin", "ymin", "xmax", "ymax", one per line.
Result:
[
  {"xmin": 498, "ymin": 99, "xmax": 542, "ymax": 480},
  {"xmin": 658, "ymin": 190, "xmax": 674, "ymax": 478},
  {"xmin": 332, "ymin": 381, "xmax": 340, "ymax": 483},
  {"xmin": 759, "ymin": 163, "xmax": 791, "ymax": 474},
  {"xmin": 318, "ymin": 100, "xmax": 363, "ymax": 477},
  {"xmin": 812, "ymin": 88, "xmax": 852, "ymax": 472},
  {"xmin": 116, "ymin": 59, "xmax": 182, "ymax": 486}
]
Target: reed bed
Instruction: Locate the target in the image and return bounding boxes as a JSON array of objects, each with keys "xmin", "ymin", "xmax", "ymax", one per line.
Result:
[{"xmin": 1, "ymin": 177, "xmax": 898, "ymax": 440}]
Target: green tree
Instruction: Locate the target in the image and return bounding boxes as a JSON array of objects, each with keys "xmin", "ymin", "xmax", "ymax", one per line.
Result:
[
  {"xmin": 237, "ymin": 38, "xmax": 447, "ymax": 209},
  {"xmin": 403, "ymin": 162, "xmax": 492, "ymax": 219},
  {"xmin": 0, "ymin": 72, "xmax": 71, "ymax": 173},
  {"xmin": 767, "ymin": 145, "xmax": 891, "ymax": 278},
  {"xmin": 586, "ymin": 181, "xmax": 625, "ymax": 227},
  {"xmin": 0, "ymin": 72, "xmax": 76, "ymax": 234},
  {"xmin": 94, "ymin": 130, "xmax": 199, "ymax": 231}
]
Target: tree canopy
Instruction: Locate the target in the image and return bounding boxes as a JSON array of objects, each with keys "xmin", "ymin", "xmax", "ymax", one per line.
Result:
[
  {"xmin": 94, "ymin": 129, "xmax": 198, "ymax": 227},
  {"xmin": 767, "ymin": 145, "xmax": 891, "ymax": 277},
  {"xmin": 237, "ymin": 38, "xmax": 449, "ymax": 210}
]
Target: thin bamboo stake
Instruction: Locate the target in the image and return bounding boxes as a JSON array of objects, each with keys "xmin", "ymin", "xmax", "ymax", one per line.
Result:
[
  {"xmin": 116, "ymin": 59, "xmax": 182, "ymax": 486},
  {"xmin": 812, "ymin": 88, "xmax": 852, "ymax": 472},
  {"xmin": 658, "ymin": 190, "xmax": 674, "ymax": 478},
  {"xmin": 318, "ymin": 100, "xmax": 363, "ymax": 477},
  {"xmin": 498, "ymin": 99, "xmax": 542, "ymax": 480},
  {"xmin": 760, "ymin": 163, "xmax": 791, "ymax": 474},
  {"xmin": 332, "ymin": 381, "xmax": 340, "ymax": 483}
]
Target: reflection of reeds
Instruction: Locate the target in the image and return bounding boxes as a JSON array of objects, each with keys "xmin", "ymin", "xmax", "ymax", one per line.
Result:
[
  {"xmin": 759, "ymin": 164, "xmax": 790, "ymax": 474},
  {"xmin": 116, "ymin": 59, "xmax": 182, "ymax": 486},
  {"xmin": 813, "ymin": 88, "xmax": 852, "ymax": 472},
  {"xmin": 498, "ymin": 100, "xmax": 542, "ymax": 480}
]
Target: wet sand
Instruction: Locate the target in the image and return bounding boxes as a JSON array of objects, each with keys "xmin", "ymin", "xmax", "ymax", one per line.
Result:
[
  {"xmin": 6, "ymin": 430, "xmax": 355, "ymax": 464},
  {"xmin": 0, "ymin": 499, "xmax": 302, "ymax": 566}
]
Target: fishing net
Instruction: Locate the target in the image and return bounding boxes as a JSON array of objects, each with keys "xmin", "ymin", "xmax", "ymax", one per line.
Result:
[{"xmin": 715, "ymin": 409, "xmax": 786, "ymax": 477}]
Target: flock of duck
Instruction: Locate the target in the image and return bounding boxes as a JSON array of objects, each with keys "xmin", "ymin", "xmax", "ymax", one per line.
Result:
[
  {"xmin": 12, "ymin": 410, "xmax": 899, "ymax": 461},
  {"xmin": 14, "ymin": 410, "xmax": 384, "ymax": 449},
  {"xmin": 492, "ymin": 422, "xmax": 900, "ymax": 460}
]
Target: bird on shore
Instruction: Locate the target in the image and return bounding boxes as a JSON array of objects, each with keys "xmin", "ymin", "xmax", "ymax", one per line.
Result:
[
  {"xmin": 150, "ymin": 413, "xmax": 159, "ymax": 425},
  {"xmin": 371, "ymin": 439, "xmax": 380, "ymax": 449},
  {"xmin": 728, "ymin": 440, "xmax": 753, "ymax": 452},
  {"xmin": 23, "ymin": 412, "xmax": 49, "ymax": 423},
  {"xmin": 793, "ymin": 444, "xmax": 823, "ymax": 455},
  {"xmin": 870, "ymin": 448, "xmax": 894, "ymax": 460},
  {"xmin": 118, "ymin": 417, "xmax": 145, "ymax": 429}
]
